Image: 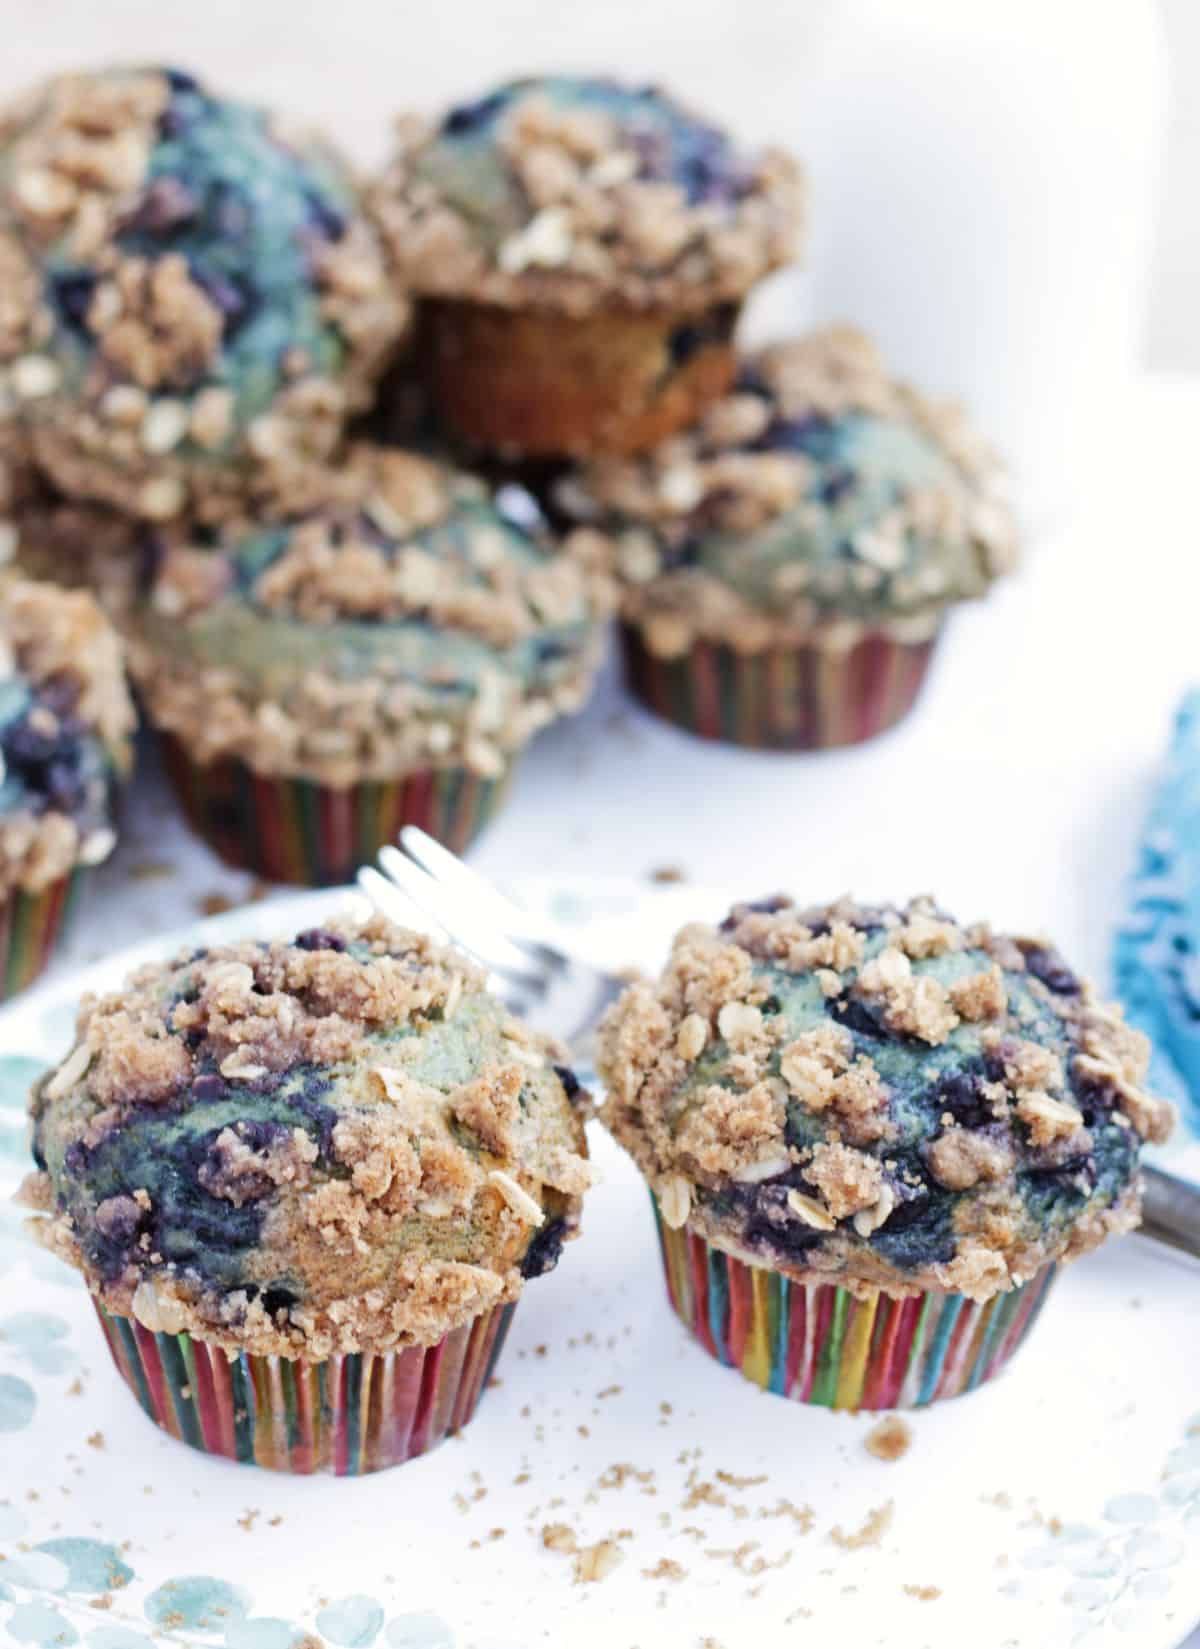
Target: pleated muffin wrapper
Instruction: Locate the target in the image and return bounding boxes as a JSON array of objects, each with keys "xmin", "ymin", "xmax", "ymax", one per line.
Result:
[
  {"xmin": 415, "ymin": 298, "xmax": 741, "ymax": 459},
  {"xmin": 0, "ymin": 868, "xmax": 85, "ymax": 1001},
  {"xmin": 93, "ymin": 1298, "xmax": 517, "ymax": 1475},
  {"xmin": 621, "ymin": 623, "xmax": 940, "ymax": 751},
  {"xmin": 160, "ymin": 734, "xmax": 514, "ymax": 887},
  {"xmin": 652, "ymin": 1201, "xmax": 1057, "ymax": 1411}
]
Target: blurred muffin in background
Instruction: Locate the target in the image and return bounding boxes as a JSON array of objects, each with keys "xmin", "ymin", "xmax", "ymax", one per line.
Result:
[
  {"xmin": 127, "ymin": 443, "xmax": 615, "ymax": 884},
  {"xmin": 373, "ymin": 76, "xmax": 802, "ymax": 457},
  {"xmin": 0, "ymin": 574, "xmax": 134, "ymax": 995},
  {"xmin": 558, "ymin": 326, "xmax": 1018, "ymax": 749},
  {"xmin": 0, "ymin": 66, "xmax": 407, "ymax": 523}
]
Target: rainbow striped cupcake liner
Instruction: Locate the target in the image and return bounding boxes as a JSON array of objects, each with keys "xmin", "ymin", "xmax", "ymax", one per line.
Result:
[
  {"xmin": 93, "ymin": 1299, "xmax": 516, "ymax": 1475},
  {"xmin": 160, "ymin": 735, "xmax": 514, "ymax": 886},
  {"xmin": 0, "ymin": 870, "xmax": 83, "ymax": 1001},
  {"xmin": 622, "ymin": 624, "xmax": 939, "ymax": 750},
  {"xmin": 654, "ymin": 1207, "xmax": 1056, "ymax": 1411}
]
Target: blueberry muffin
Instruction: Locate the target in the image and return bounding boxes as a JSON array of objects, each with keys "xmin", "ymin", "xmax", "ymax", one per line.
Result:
[
  {"xmin": 598, "ymin": 894, "xmax": 1172, "ymax": 1409},
  {"xmin": 21, "ymin": 912, "xmax": 591, "ymax": 1471},
  {"xmin": 373, "ymin": 76, "xmax": 802, "ymax": 457},
  {"xmin": 126, "ymin": 442, "xmax": 614, "ymax": 883},
  {"xmin": 0, "ymin": 575, "xmax": 135, "ymax": 996},
  {"xmin": 558, "ymin": 326, "xmax": 1017, "ymax": 748},
  {"xmin": 0, "ymin": 67, "xmax": 407, "ymax": 522}
]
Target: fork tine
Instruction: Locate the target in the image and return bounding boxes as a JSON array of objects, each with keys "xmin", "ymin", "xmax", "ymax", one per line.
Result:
[
  {"xmin": 363, "ymin": 857, "xmax": 547, "ymax": 988},
  {"xmin": 397, "ymin": 827, "xmax": 564, "ymax": 958}
]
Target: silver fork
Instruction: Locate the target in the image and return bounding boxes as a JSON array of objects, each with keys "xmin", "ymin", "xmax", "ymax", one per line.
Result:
[
  {"xmin": 357, "ymin": 827, "xmax": 625, "ymax": 1059},
  {"xmin": 359, "ymin": 829, "xmax": 1200, "ymax": 1263}
]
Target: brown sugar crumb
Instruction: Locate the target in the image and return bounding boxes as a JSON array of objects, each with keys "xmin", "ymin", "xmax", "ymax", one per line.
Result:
[
  {"xmin": 541, "ymin": 1522, "xmax": 578, "ymax": 1554},
  {"xmin": 573, "ymin": 1538, "xmax": 625, "ymax": 1583},
  {"xmin": 703, "ymin": 1541, "xmax": 791, "ymax": 1577},
  {"xmin": 197, "ymin": 892, "xmax": 236, "ymax": 917},
  {"xmin": 715, "ymin": 1470, "xmax": 768, "ymax": 1490},
  {"xmin": 758, "ymin": 1498, "xmax": 814, "ymax": 1532},
  {"xmin": 85, "ymin": 1430, "xmax": 105, "ymax": 1450},
  {"xmin": 830, "ymin": 1500, "xmax": 894, "ymax": 1550},
  {"xmin": 864, "ymin": 1417, "xmax": 912, "ymax": 1462},
  {"xmin": 650, "ymin": 865, "xmax": 687, "ymax": 884},
  {"xmin": 643, "ymin": 1557, "xmax": 686, "ymax": 1582},
  {"xmin": 805, "ymin": 1141, "xmax": 884, "ymax": 1220},
  {"xmin": 236, "ymin": 1508, "xmax": 259, "ymax": 1532},
  {"xmin": 855, "ymin": 948, "xmax": 958, "ymax": 1045},
  {"xmin": 903, "ymin": 1583, "xmax": 942, "ymax": 1601}
]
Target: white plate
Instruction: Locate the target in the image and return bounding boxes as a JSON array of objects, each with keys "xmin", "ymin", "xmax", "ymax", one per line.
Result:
[{"xmin": 2, "ymin": 880, "xmax": 1199, "ymax": 1649}]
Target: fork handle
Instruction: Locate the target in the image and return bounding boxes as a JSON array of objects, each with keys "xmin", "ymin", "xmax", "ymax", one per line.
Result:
[{"xmin": 1141, "ymin": 1164, "xmax": 1200, "ymax": 1261}]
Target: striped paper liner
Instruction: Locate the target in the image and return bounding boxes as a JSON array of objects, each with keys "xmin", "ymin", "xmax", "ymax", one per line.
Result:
[
  {"xmin": 93, "ymin": 1299, "xmax": 516, "ymax": 1475},
  {"xmin": 622, "ymin": 624, "xmax": 939, "ymax": 750},
  {"xmin": 160, "ymin": 735, "xmax": 514, "ymax": 886},
  {"xmin": 654, "ymin": 1208, "xmax": 1056, "ymax": 1411},
  {"xmin": 0, "ymin": 870, "xmax": 82, "ymax": 1001}
]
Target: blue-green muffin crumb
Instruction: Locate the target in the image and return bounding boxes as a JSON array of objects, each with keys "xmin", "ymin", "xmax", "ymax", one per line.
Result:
[
  {"xmin": 0, "ymin": 66, "xmax": 405, "ymax": 521},
  {"xmin": 23, "ymin": 913, "xmax": 591, "ymax": 1356},
  {"xmin": 599, "ymin": 895, "xmax": 1172, "ymax": 1299}
]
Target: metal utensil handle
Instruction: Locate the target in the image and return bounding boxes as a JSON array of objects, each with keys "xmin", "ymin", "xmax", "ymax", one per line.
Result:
[{"xmin": 1141, "ymin": 1164, "xmax": 1200, "ymax": 1261}]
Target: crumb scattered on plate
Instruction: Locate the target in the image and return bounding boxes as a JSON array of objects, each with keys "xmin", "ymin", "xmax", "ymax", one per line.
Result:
[
  {"xmin": 864, "ymin": 1416, "xmax": 912, "ymax": 1462},
  {"xmin": 830, "ymin": 1500, "xmax": 894, "ymax": 1550}
]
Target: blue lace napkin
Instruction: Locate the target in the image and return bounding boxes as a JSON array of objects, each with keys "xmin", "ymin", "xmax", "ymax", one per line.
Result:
[{"xmin": 1114, "ymin": 691, "xmax": 1200, "ymax": 1134}]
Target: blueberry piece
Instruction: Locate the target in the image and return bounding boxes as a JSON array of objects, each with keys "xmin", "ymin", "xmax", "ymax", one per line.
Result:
[
  {"xmin": 120, "ymin": 176, "xmax": 199, "ymax": 236},
  {"xmin": 162, "ymin": 68, "xmax": 200, "ymax": 93},
  {"xmin": 294, "ymin": 928, "xmax": 347, "ymax": 952},
  {"xmin": 261, "ymin": 1285, "xmax": 298, "ymax": 1318},
  {"xmin": 868, "ymin": 1181, "xmax": 957, "ymax": 1269},
  {"xmin": 51, "ymin": 270, "xmax": 98, "ymax": 334},
  {"xmin": 301, "ymin": 189, "xmax": 346, "ymax": 242},
  {"xmin": 190, "ymin": 1072, "xmax": 227, "ymax": 1102},
  {"xmin": 665, "ymin": 303, "xmax": 737, "ymax": 369},
  {"xmin": 830, "ymin": 995, "xmax": 891, "ymax": 1041},
  {"xmin": 820, "ymin": 468, "xmax": 855, "ymax": 506},
  {"xmin": 929, "ymin": 1068, "xmax": 994, "ymax": 1130},
  {"xmin": 718, "ymin": 895, "xmax": 789, "ymax": 931},
  {"xmin": 553, "ymin": 1064, "xmax": 582, "ymax": 1102},
  {"xmin": 520, "ymin": 1216, "xmax": 567, "ymax": 1279},
  {"xmin": 1020, "ymin": 944, "xmax": 1081, "ymax": 996},
  {"xmin": 442, "ymin": 87, "xmax": 517, "ymax": 137}
]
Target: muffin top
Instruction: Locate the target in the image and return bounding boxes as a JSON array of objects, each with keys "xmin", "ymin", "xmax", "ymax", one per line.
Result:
[
  {"xmin": 0, "ymin": 67, "xmax": 407, "ymax": 522},
  {"xmin": 373, "ymin": 76, "xmax": 803, "ymax": 315},
  {"xmin": 557, "ymin": 327, "xmax": 1018, "ymax": 654},
  {"xmin": 127, "ymin": 442, "xmax": 615, "ymax": 785},
  {"xmin": 599, "ymin": 895, "xmax": 1173, "ymax": 1301},
  {"xmin": 0, "ymin": 575, "xmax": 134, "ymax": 895},
  {"xmin": 23, "ymin": 913, "xmax": 591, "ymax": 1357}
]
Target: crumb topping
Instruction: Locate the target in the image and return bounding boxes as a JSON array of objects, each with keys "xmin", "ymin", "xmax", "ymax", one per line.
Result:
[
  {"xmin": 0, "ymin": 67, "xmax": 407, "ymax": 522},
  {"xmin": 598, "ymin": 894, "xmax": 1172, "ymax": 1300},
  {"xmin": 556, "ymin": 327, "xmax": 1018, "ymax": 654},
  {"xmin": 25, "ymin": 913, "xmax": 591, "ymax": 1356},
  {"xmin": 0, "ymin": 573, "xmax": 134, "ymax": 892},
  {"xmin": 372, "ymin": 77, "xmax": 803, "ymax": 315},
  {"xmin": 123, "ymin": 444, "xmax": 616, "ymax": 785}
]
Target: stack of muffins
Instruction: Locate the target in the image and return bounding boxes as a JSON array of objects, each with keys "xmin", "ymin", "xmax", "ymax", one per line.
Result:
[
  {"xmin": 5, "ymin": 64, "xmax": 1173, "ymax": 1483},
  {"xmin": 0, "ymin": 67, "xmax": 1015, "ymax": 961}
]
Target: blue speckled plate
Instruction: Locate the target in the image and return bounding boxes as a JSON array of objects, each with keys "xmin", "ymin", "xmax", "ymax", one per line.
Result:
[{"xmin": 2, "ymin": 882, "xmax": 1199, "ymax": 1649}]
